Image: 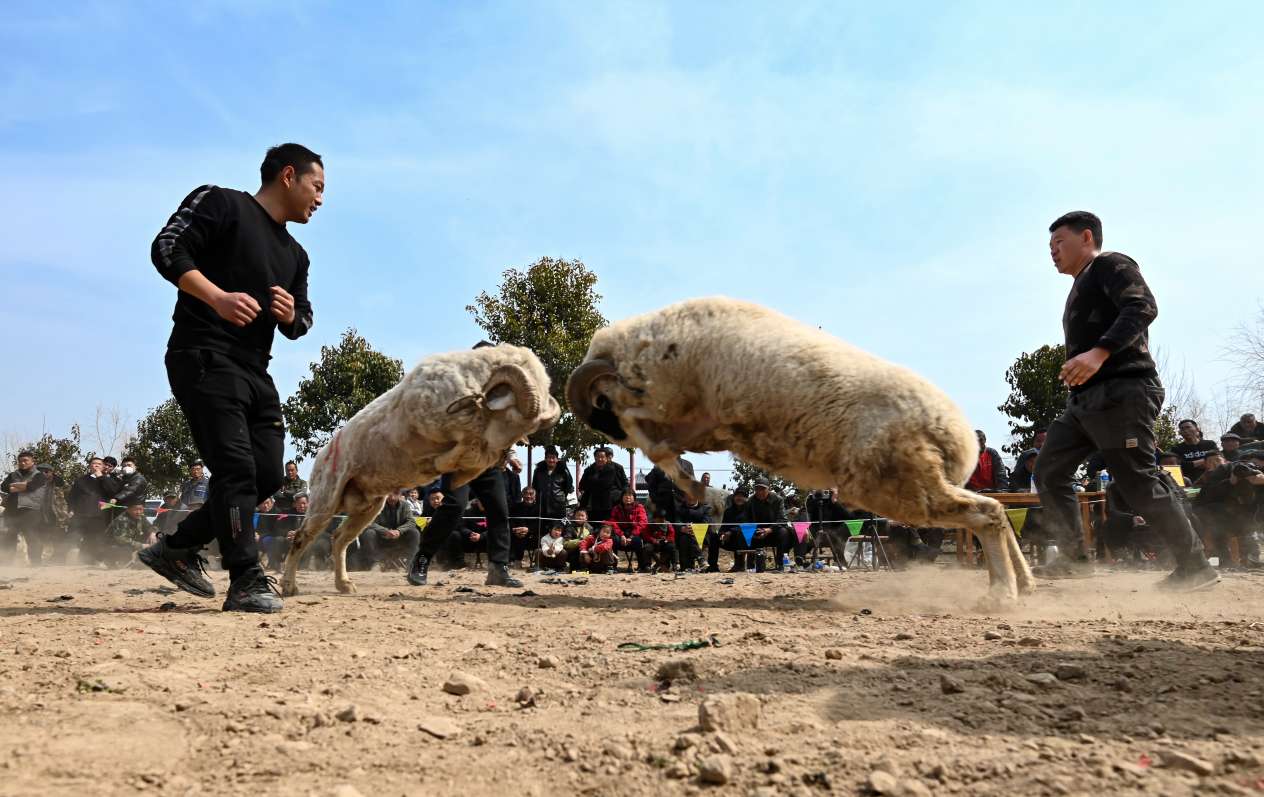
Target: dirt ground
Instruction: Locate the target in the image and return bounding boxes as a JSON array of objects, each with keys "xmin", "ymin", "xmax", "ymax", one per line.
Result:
[{"xmin": 2, "ymin": 560, "xmax": 1264, "ymax": 797}]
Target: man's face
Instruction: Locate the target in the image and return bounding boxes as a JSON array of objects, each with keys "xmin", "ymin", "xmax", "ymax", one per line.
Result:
[
  {"xmin": 409, "ymin": 489, "xmax": 419, "ymax": 500},
  {"xmin": 1035, "ymin": 431, "xmax": 1047, "ymax": 448},
  {"xmin": 522, "ymin": 488, "xmax": 536, "ymax": 504},
  {"xmin": 294, "ymin": 496, "xmax": 309, "ymax": 513},
  {"xmin": 285, "ymin": 163, "xmax": 325, "ymax": 224},
  {"xmin": 164, "ymin": 496, "xmax": 179, "ymax": 507},
  {"xmin": 89, "ymin": 459, "xmax": 104, "ymax": 476},
  {"xmin": 429, "ymin": 492, "xmax": 443, "ymax": 508},
  {"xmin": 701, "ymin": 473, "xmax": 711, "ymax": 486},
  {"xmin": 754, "ymin": 486, "xmax": 769, "ymax": 501},
  {"xmin": 286, "ymin": 462, "xmax": 298, "ymax": 479},
  {"xmin": 1049, "ymin": 225, "xmax": 1096, "ymax": 275},
  {"xmin": 1178, "ymin": 422, "xmax": 1200, "ymax": 443},
  {"xmin": 127, "ymin": 504, "xmax": 145, "ymax": 519},
  {"xmin": 258, "ymin": 497, "xmax": 274, "ymax": 512},
  {"xmin": 733, "ymin": 493, "xmax": 747, "ymax": 506},
  {"xmin": 17, "ymin": 455, "xmax": 34, "ymax": 471},
  {"xmin": 190, "ymin": 464, "xmax": 203, "ymax": 479},
  {"xmin": 1223, "ymin": 438, "xmax": 1241, "ymax": 453},
  {"xmin": 594, "ymin": 450, "xmax": 609, "ymax": 466},
  {"xmin": 1243, "ymin": 415, "xmax": 1258, "ymax": 429},
  {"xmin": 546, "ymin": 453, "xmax": 558, "ymax": 468},
  {"xmin": 386, "ymin": 492, "xmax": 400, "ymax": 506},
  {"xmin": 976, "ymin": 431, "xmax": 986, "ymax": 449}
]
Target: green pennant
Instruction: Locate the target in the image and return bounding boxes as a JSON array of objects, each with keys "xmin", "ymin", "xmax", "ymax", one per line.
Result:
[
  {"xmin": 845, "ymin": 519, "xmax": 866, "ymax": 537},
  {"xmin": 1006, "ymin": 508, "xmax": 1028, "ymax": 537}
]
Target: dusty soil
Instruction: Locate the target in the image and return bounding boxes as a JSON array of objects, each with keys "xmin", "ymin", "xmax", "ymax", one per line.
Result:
[{"xmin": 2, "ymin": 560, "xmax": 1264, "ymax": 797}]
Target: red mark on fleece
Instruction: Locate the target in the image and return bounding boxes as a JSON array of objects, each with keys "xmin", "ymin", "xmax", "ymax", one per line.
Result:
[{"xmin": 328, "ymin": 430, "xmax": 342, "ymax": 474}]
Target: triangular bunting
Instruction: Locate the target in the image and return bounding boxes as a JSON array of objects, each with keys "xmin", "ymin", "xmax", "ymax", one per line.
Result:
[
  {"xmin": 1006, "ymin": 508, "xmax": 1028, "ymax": 537},
  {"xmin": 691, "ymin": 523, "xmax": 709, "ymax": 546},
  {"xmin": 792, "ymin": 521, "xmax": 810, "ymax": 543},
  {"xmin": 252, "ymin": 513, "xmax": 260, "ymax": 526},
  {"xmin": 276, "ymin": 513, "xmax": 288, "ymax": 521},
  {"xmin": 416, "ymin": 516, "xmax": 430, "ymax": 530},
  {"xmin": 739, "ymin": 523, "xmax": 757, "ymax": 546},
  {"xmin": 845, "ymin": 519, "xmax": 866, "ymax": 537}
]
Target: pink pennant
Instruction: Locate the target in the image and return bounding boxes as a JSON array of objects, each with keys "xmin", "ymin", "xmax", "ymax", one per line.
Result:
[{"xmin": 793, "ymin": 521, "xmax": 810, "ymax": 543}]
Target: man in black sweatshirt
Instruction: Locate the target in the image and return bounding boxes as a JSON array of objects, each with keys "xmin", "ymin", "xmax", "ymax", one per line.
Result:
[
  {"xmin": 1034, "ymin": 211, "xmax": 1216, "ymax": 591},
  {"xmin": 138, "ymin": 143, "xmax": 324, "ymax": 613}
]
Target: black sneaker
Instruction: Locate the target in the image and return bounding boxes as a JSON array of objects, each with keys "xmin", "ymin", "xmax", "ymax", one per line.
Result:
[
  {"xmin": 222, "ymin": 567, "xmax": 283, "ymax": 613},
  {"xmin": 138, "ymin": 536, "xmax": 215, "ymax": 598},
  {"xmin": 1157, "ymin": 564, "xmax": 1220, "ymax": 593},
  {"xmin": 407, "ymin": 552, "xmax": 430, "ymax": 586},
  {"xmin": 486, "ymin": 563, "xmax": 523, "ymax": 588}
]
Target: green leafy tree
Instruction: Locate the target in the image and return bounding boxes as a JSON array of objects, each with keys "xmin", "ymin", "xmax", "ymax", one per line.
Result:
[
  {"xmin": 15, "ymin": 425, "xmax": 89, "ymax": 484},
  {"xmin": 467, "ymin": 256, "xmax": 608, "ymax": 463},
  {"xmin": 123, "ymin": 399, "xmax": 200, "ymax": 495},
  {"xmin": 729, "ymin": 455, "xmax": 805, "ymax": 502},
  {"xmin": 997, "ymin": 344, "xmax": 1069, "ymax": 456},
  {"xmin": 283, "ymin": 328, "xmax": 404, "ymax": 462}
]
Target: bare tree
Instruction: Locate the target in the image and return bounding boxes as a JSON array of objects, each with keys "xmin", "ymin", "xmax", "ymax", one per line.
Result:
[
  {"xmin": 89, "ymin": 403, "xmax": 131, "ymax": 459},
  {"xmin": 1223, "ymin": 305, "xmax": 1264, "ymax": 419},
  {"xmin": 1155, "ymin": 348, "xmax": 1206, "ymax": 427}
]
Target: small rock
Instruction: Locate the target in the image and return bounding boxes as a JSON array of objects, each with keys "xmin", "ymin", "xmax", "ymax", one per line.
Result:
[
  {"xmin": 894, "ymin": 632, "xmax": 915, "ymax": 641},
  {"xmin": 1054, "ymin": 663, "xmax": 1087, "ymax": 681},
  {"xmin": 113, "ymin": 649, "xmax": 130, "ymax": 660},
  {"xmin": 983, "ymin": 630, "xmax": 1003, "ymax": 641},
  {"xmin": 1017, "ymin": 637, "xmax": 1042, "ymax": 647},
  {"xmin": 659, "ymin": 693, "xmax": 681, "ymax": 703},
  {"xmin": 1062, "ymin": 705, "xmax": 1088, "ymax": 722},
  {"xmin": 418, "ymin": 717, "xmax": 462, "ymax": 739},
  {"xmin": 939, "ymin": 674, "xmax": 966, "ymax": 695},
  {"xmin": 1160, "ymin": 750, "xmax": 1215, "ymax": 776},
  {"xmin": 867, "ymin": 770, "xmax": 898, "ymax": 794},
  {"xmin": 710, "ymin": 732, "xmax": 739, "ymax": 755},
  {"xmin": 1026, "ymin": 672, "xmax": 1058, "ymax": 687},
  {"xmin": 14, "ymin": 641, "xmax": 37, "ymax": 655},
  {"xmin": 537, "ymin": 656, "xmax": 559, "ymax": 669},
  {"xmin": 699, "ymin": 693, "xmax": 762, "ymax": 732},
  {"xmin": 442, "ymin": 671, "xmax": 488, "ymax": 696},
  {"xmin": 666, "ymin": 761, "xmax": 692, "ymax": 779},
  {"xmin": 515, "ymin": 687, "xmax": 537, "ymax": 708},
  {"xmin": 335, "ymin": 705, "xmax": 359, "ymax": 723},
  {"xmin": 561, "ymin": 747, "xmax": 579, "ymax": 763},
  {"xmin": 824, "ymin": 648, "xmax": 844, "ymax": 660},
  {"xmin": 656, "ymin": 659, "xmax": 698, "ymax": 682},
  {"xmin": 698, "ymin": 754, "xmax": 733, "ymax": 785},
  {"xmin": 674, "ymin": 733, "xmax": 700, "ymax": 752},
  {"xmin": 1113, "ymin": 677, "xmax": 1134, "ymax": 693},
  {"xmin": 899, "ymin": 780, "xmax": 932, "ymax": 797}
]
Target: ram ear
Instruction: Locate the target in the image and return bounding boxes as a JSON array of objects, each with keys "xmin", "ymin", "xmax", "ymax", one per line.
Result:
[{"xmin": 446, "ymin": 395, "xmax": 482, "ymax": 415}]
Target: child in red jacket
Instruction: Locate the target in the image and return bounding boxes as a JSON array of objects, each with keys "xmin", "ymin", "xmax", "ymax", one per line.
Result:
[{"xmin": 579, "ymin": 524, "xmax": 618, "ymax": 574}]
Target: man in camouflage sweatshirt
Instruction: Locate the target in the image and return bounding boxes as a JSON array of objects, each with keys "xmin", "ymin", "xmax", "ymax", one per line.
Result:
[
  {"xmin": 103, "ymin": 500, "xmax": 156, "ymax": 567},
  {"xmin": 1034, "ymin": 211, "xmax": 1215, "ymax": 592}
]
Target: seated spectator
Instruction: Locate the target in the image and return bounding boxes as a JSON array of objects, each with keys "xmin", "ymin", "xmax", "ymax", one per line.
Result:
[
  {"xmin": 356, "ymin": 490, "xmax": 421, "ymax": 571},
  {"xmin": 539, "ymin": 523, "xmax": 569, "ymax": 573},
  {"xmin": 1221, "ymin": 433, "xmax": 1244, "ymax": 462},
  {"xmin": 640, "ymin": 509, "xmax": 677, "ymax": 573},
  {"xmin": 579, "ymin": 523, "xmax": 618, "ymax": 573},
  {"xmin": 1195, "ymin": 452, "xmax": 1228, "ymax": 487},
  {"xmin": 676, "ymin": 496, "xmax": 712, "ymax": 570},
  {"xmin": 102, "ymin": 498, "xmax": 155, "ymax": 567},
  {"xmin": 608, "ymin": 490, "xmax": 646, "ymax": 571},
  {"xmin": 1100, "ymin": 482, "xmax": 1158, "ymax": 564},
  {"xmin": 708, "ymin": 487, "xmax": 751, "ymax": 572},
  {"xmin": 404, "ymin": 487, "xmax": 423, "ymax": 515},
  {"xmin": 423, "ymin": 489, "xmax": 444, "ymax": 518},
  {"xmin": 745, "ymin": 480, "xmax": 792, "ymax": 571},
  {"xmin": 1193, "ymin": 450, "xmax": 1264, "ymax": 570},
  {"xmin": 564, "ymin": 508, "xmax": 596, "ymax": 572},
  {"xmin": 178, "ymin": 461, "xmax": 209, "ymax": 511},
  {"xmin": 509, "ymin": 486, "xmax": 541, "ymax": 568},
  {"xmin": 1172, "ymin": 419, "xmax": 1219, "ymax": 482},
  {"xmin": 254, "ymin": 496, "xmax": 278, "ymax": 542},
  {"xmin": 966, "ymin": 430, "xmax": 1010, "ymax": 492},
  {"xmin": 443, "ymin": 498, "xmax": 489, "ymax": 567},
  {"xmin": 155, "ymin": 493, "xmax": 183, "ymax": 536},
  {"xmin": 1229, "ymin": 413, "xmax": 1262, "ymax": 443}
]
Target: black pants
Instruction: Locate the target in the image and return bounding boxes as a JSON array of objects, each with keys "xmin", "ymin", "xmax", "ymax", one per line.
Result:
[
  {"xmin": 355, "ymin": 526, "xmax": 421, "ymax": 569},
  {"xmin": 418, "ymin": 468, "xmax": 511, "ymax": 566},
  {"xmin": 676, "ymin": 526, "xmax": 701, "ymax": 569},
  {"xmin": 72, "ymin": 515, "xmax": 110, "ymax": 564},
  {"xmin": 1196, "ymin": 505, "xmax": 1261, "ymax": 566},
  {"xmin": 1034, "ymin": 376, "xmax": 1206, "ymax": 570},
  {"xmin": 0, "ymin": 509, "xmax": 45, "ymax": 565},
  {"xmin": 164, "ymin": 349, "xmax": 285, "ymax": 580}
]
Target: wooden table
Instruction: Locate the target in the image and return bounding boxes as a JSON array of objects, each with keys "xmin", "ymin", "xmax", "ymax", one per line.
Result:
[{"xmin": 954, "ymin": 491, "xmax": 1105, "ymax": 564}]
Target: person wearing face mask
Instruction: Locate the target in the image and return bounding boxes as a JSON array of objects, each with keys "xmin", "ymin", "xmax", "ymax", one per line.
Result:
[{"xmin": 102, "ymin": 457, "xmax": 149, "ymax": 523}]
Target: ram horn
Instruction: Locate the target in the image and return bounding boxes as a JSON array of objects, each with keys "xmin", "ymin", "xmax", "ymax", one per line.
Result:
[
  {"xmin": 484, "ymin": 364, "xmax": 540, "ymax": 418},
  {"xmin": 566, "ymin": 359, "xmax": 617, "ymax": 422}
]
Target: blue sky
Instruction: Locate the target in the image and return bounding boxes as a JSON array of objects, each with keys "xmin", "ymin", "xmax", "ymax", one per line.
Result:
[{"xmin": 3, "ymin": 2, "xmax": 1262, "ymax": 484}]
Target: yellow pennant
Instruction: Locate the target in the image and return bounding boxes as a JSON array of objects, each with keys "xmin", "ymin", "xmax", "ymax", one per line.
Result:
[
  {"xmin": 416, "ymin": 516, "xmax": 430, "ymax": 530},
  {"xmin": 692, "ymin": 523, "xmax": 709, "ymax": 545},
  {"xmin": 1006, "ymin": 508, "xmax": 1028, "ymax": 537}
]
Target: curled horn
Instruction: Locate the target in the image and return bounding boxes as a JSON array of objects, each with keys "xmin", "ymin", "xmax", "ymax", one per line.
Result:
[
  {"xmin": 566, "ymin": 359, "xmax": 617, "ymax": 421},
  {"xmin": 485, "ymin": 364, "xmax": 540, "ymax": 418}
]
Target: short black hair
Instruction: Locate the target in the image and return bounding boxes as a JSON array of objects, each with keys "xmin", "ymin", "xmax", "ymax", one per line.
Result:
[
  {"xmin": 1049, "ymin": 210, "xmax": 1103, "ymax": 249},
  {"xmin": 260, "ymin": 143, "xmax": 323, "ymax": 184},
  {"xmin": 121, "ymin": 457, "xmax": 137, "ymax": 466},
  {"xmin": 1178, "ymin": 418, "xmax": 1200, "ymax": 429},
  {"xmin": 103, "ymin": 456, "xmax": 118, "ymax": 467},
  {"xmin": 17, "ymin": 450, "xmax": 34, "ymax": 459}
]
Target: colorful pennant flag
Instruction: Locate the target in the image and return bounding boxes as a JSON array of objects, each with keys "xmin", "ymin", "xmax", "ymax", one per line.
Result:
[
  {"xmin": 691, "ymin": 523, "xmax": 709, "ymax": 546},
  {"xmin": 792, "ymin": 521, "xmax": 810, "ymax": 543},
  {"xmin": 1006, "ymin": 508, "xmax": 1028, "ymax": 537},
  {"xmin": 252, "ymin": 513, "xmax": 260, "ymax": 526},
  {"xmin": 416, "ymin": 516, "xmax": 430, "ymax": 530},
  {"xmin": 845, "ymin": 519, "xmax": 866, "ymax": 537},
  {"xmin": 276, "ymin": 514, "xmax": 289, "ymax": 521},
  {"xmin": 739, "ymin": 523, "xmax": 757, "ymax": 546}
]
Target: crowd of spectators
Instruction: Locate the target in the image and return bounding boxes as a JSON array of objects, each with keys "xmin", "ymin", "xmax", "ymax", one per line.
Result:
[{"xmin": 3, "ymin": 413, "xmax": 1263, "ymax": 574}]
